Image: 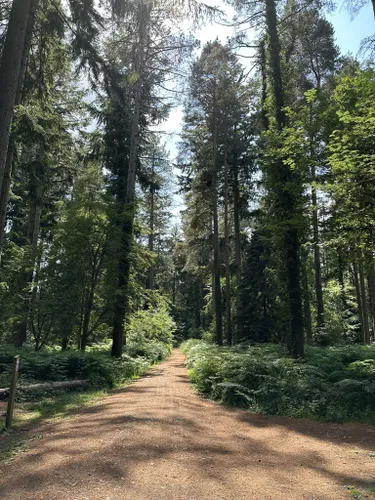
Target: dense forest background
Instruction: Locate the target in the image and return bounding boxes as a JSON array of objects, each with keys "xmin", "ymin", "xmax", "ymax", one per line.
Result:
[{"xmin": 0, "ymin": 0, "xmax": 375, "ymax": 424}]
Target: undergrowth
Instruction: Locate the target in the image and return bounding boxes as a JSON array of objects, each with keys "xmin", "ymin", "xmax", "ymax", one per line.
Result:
[
  {"xmin": 181, "ymin": 339, "xmax": 375, "ymax": 424},
  {"xmin": 0, "ymin": 341, "xmax": 171, "ymax": 395}
]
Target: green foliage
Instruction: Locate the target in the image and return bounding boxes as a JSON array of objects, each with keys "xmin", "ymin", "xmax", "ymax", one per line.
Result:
[
  {"xmin": 127, "ymin": 304, "xmax": 176, "ymax": 346},
  {"xmin": 0, "ymin": 335, "xmax": 172, "ymax": 401},
  {"xmin": 183, "ymin": 340, "xmax": 375, "ymax": 423}
]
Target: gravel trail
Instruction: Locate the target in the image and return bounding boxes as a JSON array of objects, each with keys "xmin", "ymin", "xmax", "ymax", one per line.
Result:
[{"xmin": 1, "ymin": 349, "xmax": 375, "ymax": 499}]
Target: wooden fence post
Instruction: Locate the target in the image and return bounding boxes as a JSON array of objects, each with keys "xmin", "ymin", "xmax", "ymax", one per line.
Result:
[{"xmin": 5, "ymin": 355, "xmax": 20, "ymax": 429}]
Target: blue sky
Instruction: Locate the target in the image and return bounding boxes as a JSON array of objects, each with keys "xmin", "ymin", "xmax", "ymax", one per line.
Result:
[
  {"xmin": 327, "ymin": 3, "xmax": 374, "ymax": 56},
  {"xmin": 165, "ymin": 2, "xmax": 375, "ymax": 217},
  {"xmin": 165, "ymin": 2, "xmax": 375, "ymax": 141}
]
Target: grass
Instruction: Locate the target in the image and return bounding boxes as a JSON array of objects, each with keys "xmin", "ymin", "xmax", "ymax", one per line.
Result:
[
  {"xmin": 346, "ymin": 486, "xmax": 365, "ymax": 500},
  {"xmin": 0, "ymin": 388, "xmax": 107, "ymax": 432}
]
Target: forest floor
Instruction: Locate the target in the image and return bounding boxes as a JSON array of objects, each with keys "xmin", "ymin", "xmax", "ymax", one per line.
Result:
[{"xmin": 0, "ymin": 350, "xmax": 375, "ymax": 500}]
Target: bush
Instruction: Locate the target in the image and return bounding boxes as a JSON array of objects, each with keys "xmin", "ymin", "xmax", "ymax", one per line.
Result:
[
  {"xmin": 0, "ymin": 340, "xmax": 173, "ymax": 401},
  {"xmin": 183, "ymin": 340, "xmax": 375, "ymax": 424},
  {"xmin": 0, "ymin": 306, "xmax": 175, "ymax": 397},
  {"xmin": 127, "ymin": 307, "xmax": 176, "ymax": 346},
  {"xmin": 0, "ymin": 348, "xmax": 153, "ymax": 390}
]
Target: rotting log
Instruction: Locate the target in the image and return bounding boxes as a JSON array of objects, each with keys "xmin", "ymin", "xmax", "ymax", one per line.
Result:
[{"xmin": 0, "ymin": 379, "xmax": 89, "ymax": 400}]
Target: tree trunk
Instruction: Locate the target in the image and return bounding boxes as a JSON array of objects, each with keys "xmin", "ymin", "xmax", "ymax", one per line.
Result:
[
  {"xmin": 233, "ymin": 157, "xmax": 242, "ymax": 344},
  {"xmin": 352, "ymin": 254, "xmax": 364, "ymax": 340},
  {"xmin": 0, "ymin": 0, "xmax": 32, "ymax": 197},
  {"xmin": 16, "ymin": 202, "xmax": 41, "ymax": 347},
  {"xmin": 172, "ymin": 270, "xmax": 176, "ymax": 306},
  {"xmin": 81, "ymin": 290, "xmax": 95, "ymax": 351},
  {"xmin": 126, "ymin": 2, "xmax": 149, "ymax": 203},
  {"xmin": 301, "ymin": 250, "xmax": 313, "ymax": 345},
  {"xmin": 265, "ymin": 0, "xmax": 304, "ymax": 358},
  {"xmin": 212, "ymin": 94, "xmax": 223, "ymax": 345},
  {"xmin": 368, "ymin": 270, "xmax": 375, "ymax": 340},
  {"xmin": 311, "ymin": 164, "xmax": 325, "ymax": 329},
  {"xmin": 148, "ymin": 162, "xmax": 155, "ymax": 289},
  {"xmin": 260, "ymin": 39, "xmax": 269, "ymax": 131},
  {"xmin": 338, "ymin": 250, "xmax": 349, "ymax": 310},
  {"xmin": 0, "ymin": 0, "xmax": 38, "ymax": 250},
  {"xmin": 111, "ymin": 1, "xmax": 150, "ymax": 357},
  {"xmin": 0, "ymin": 379, "xmax": 89, "ymax": 400},
  {"xmin": 265, "ymin": 0, "xmax": 284, "ymax": 132},
  {"xmin": 358, "ymin": 247, "xmax": 370, "ymax": 344},
  {"xmin": 111, "ymin": 209, "xmax": 134, "ymax": 357},
  {"xmin": 224, "ymin": 153, "xmax": 231, "ymax": 345}
]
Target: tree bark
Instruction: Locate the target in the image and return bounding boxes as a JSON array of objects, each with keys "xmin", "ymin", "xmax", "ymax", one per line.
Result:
[
  {"xmin": 358, "ymin": 247, "xmax": 370, "ymax": 344},
  {"xmin": 338, "ymin": 250, "xmax": 349, "ymax": 310},
  {"xmin": 111, "ymin": 1, "xmax": 150, "ymax": 357},
  {"xmin": 111, "ymin": 209, "xmax": 133, "ymax": 357},
  {"xmin": 224, "ymin": 152, "xmax": 231, "ymax": 344},
  {"xmin": 0, "ymin": 0, "xmax": 38, "ymax": 250},
  {"xmin": 212, "ymin": 97, "xmax": 223, "ymax": 345},
  {"xmin": 368, "ymin": 271, "xmax": 375, "ymax": 340},
  {"xmin": 265, "ymin": 0, "xmax": 285, "ymax": 132},
  {"xmin": 301, "ymin": 249, "xmax": 313, "ymax": 345},
  {"xmin": 311, "ymin": 165, "xmax": 325, "ymax": 329},
  {"xmin": 0, "ymin": 0, "xmax": 32, "ymax": 198},
  {"xmin": 352, "ymin": 255, "xmax": 364, "ymax": 341},
  {"xmin": 233, "ymin": 161, "xmax": 242, "ymax": 344},
  {"xmin": 16, "ymin": 201, "xmax": 42, "ymax": 347},
  {"xmin": 148, "ymin": 161, "xmax": 155, "ymax": 289},
  {"xmin": 265, "ymin": 0, "xmax": 304, "ymax": 358},
  {"xmin": 81, "ymin": 290, "xmax": 95, "ymax": 351},
  {"xmin": 0, "ymin": 380, "xmax": 89, "ymax": 400},
  {"xmin": 260, "ymin": 39, "xmax": 269, "ymax": 131}
]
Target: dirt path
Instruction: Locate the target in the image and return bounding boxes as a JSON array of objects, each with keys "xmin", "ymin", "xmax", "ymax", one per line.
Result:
[{"xmin": 0, "ymin": 350, "xmax": 375, "ymax": 500}]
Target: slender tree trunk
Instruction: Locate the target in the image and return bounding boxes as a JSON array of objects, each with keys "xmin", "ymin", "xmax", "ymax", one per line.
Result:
[
  {"xmin": 212, "ymin": 101, "xmax": 223, "ymax": 345},
  {"xmin": 126, "ymin": 2, "xmax": 150, "ymax": 203},
  {"xmin": 0, "ymin": 0, "xmax": 32, "ymax": 197},
  {"xmin": 111, "ymin": 1, "xmax": 150, "ymax": 357},
  {"xmin": 224, "ymin": 152, "xmax": 231, "ymax": 345},
  {"xmin": 233, "ymin": 158, "xmax": 242, "ymax": 344},
  {"xmin": 15, "ymin": 202, "xmax": 41, "ymax": 347},
  {"xmin": 311, "ymin": 165, "xmax": 325, "ymax": 329},
  {"xmin": 148, "ymin": 162, "xmax": 155, "ymax": 289},
  {"xmin": 358, "ymin": 247, "xmax": 370, "ymax": 344},
  {"xmin": 0, "ymin": 0, "xmax": 38, "ymax": 250},
  {"xmin": 338, "ymin": 250, "xmax": 349, "ymax": 310},
  {"xmin": 260, "ymin": 39, "xmax": 269, "ymax": 131},
  {"xmin": 301, "ymin": 251, "xmax": 313, "ymax": 345},
  {"xmin": 265, "ymin": 0, "xmax": 284, "ymax": 131},
  {"xmin": 352, "ymin": 253, "xmax": 364, "ymax": 340},
  {"xmin": 172, "ymin": 271, "xmax": 176, "ymax": 305},
  {"xmin": 81, "ymin": 290, "xmax": 95, "ymax": 351},
  {"xmin": 78, "ymin": 306, "xmax": 84, "ymax": 349},
  {"xmin": 368, "ymin": 270, "xmax": 375, "ymax": 340},
  {"xmin": 265, "ymin": 0, "xmax": 304, "ymax": 357},
  {"xmin": 111, "ymin": 209, "xmax": 133, "ymax": 356},
  {"xmin": 61, "ymin": 331, "xmax": 70, "ymax": 351}
]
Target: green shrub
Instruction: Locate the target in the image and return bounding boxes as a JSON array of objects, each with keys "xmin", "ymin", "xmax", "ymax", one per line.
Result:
[
  {"xmin": 183, "ymin": 340, "xmax": 375, "ymax": 424},
  {"xmin": 0, "ymin": 339, "xmax": 172, "ymax": 401},
  {"xmin": 127, "ymin": 307, "xmax": 176, "ymax": 346}
]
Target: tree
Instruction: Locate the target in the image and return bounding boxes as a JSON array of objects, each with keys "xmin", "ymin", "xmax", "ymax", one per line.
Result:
[
  {"xmin": 179, "ymin": 41, "xmax": 253, "ymax": 344},
  {"xmin": 0, "ymin": 0, "xmax": 33, "ymax": 205},
  {"xmin": 327, "ymin": 69, "xmax": 375, "ymax": 343}
]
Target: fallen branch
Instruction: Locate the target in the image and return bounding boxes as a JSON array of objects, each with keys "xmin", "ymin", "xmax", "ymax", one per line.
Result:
[{"xmin": 0, "ymin": 379, "xmax": 89, "ymax": 400}]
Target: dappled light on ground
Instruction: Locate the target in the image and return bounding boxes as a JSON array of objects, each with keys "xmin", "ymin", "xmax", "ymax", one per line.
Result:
[{"xmin": 0, "ymin": 350, "xmax": 374, "ymax": 499}]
